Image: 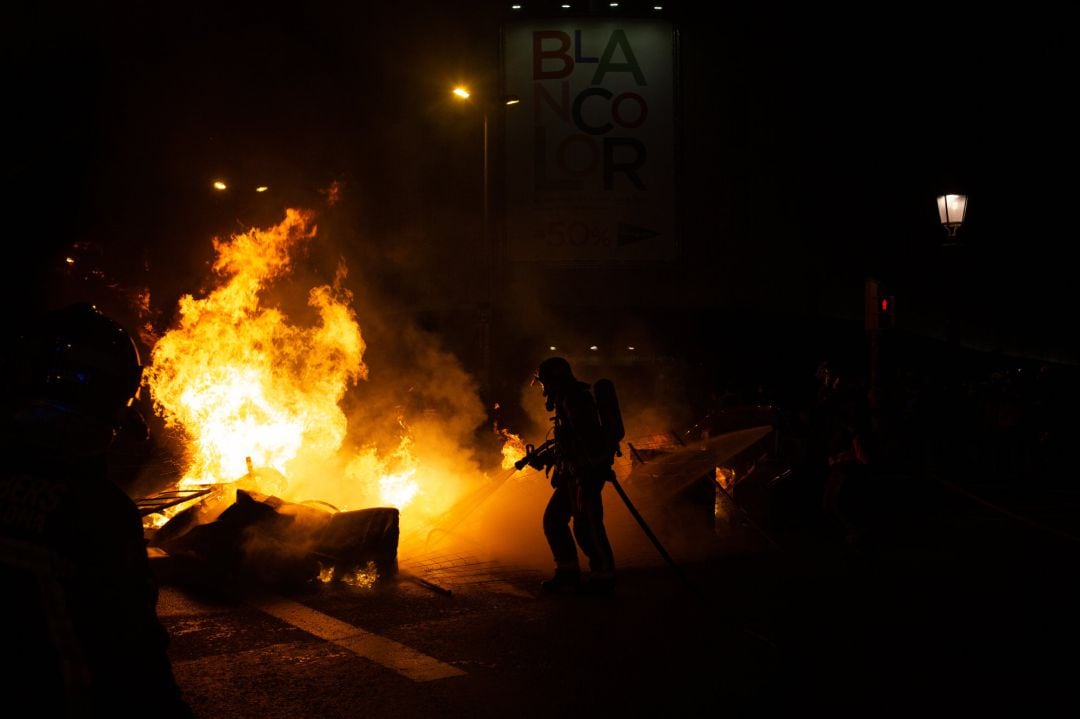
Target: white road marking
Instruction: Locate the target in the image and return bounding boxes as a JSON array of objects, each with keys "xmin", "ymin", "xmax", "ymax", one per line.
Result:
[{"xmin": 248, "ymin": 595, "xmax": 466, "ymax": 682}]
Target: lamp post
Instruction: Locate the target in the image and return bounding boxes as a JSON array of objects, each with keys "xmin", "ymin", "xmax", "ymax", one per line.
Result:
[
  {"xmin": 937, "ymin": 193, "xmax": 968, "ymax": 354},
  {"xmin": 452, "ymin": 87, "xmax": 491, "ymax": 274},
  {"xmin": 937, "ymin": 193, "xmax": 968, "ymax": 246},
  {"xmin": 452, "ymin": 87, "xmax": 520, "ymax": 397}
]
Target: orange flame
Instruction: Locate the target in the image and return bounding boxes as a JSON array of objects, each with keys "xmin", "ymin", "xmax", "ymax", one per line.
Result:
[
  {"xmin": 319, "ymin": 560, "xmax": 378, "ymax": 588},
  {"xmin": 144, "ymin": 208, "xmax": 368, "ymax": 499},
  {"xmin": 498, "ymin": 426, "xmax": 527, "ymax": 470},
  {"xmin": 141, "ymin": 208, "xmax": 492, "ymax": 538}
]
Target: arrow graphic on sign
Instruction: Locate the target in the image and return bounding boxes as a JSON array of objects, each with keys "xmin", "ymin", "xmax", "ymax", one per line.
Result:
[{"xmin": 617, "ymin": 223, "xmax": 660, "ymax": 247}]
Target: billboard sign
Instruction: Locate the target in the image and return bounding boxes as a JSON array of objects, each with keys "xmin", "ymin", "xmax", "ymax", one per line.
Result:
[{"xmin": 503, "ymin": 19, "xmax": 676, "ymax": 263}]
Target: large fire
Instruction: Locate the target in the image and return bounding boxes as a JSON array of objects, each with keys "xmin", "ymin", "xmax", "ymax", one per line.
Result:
[
  {"xmin": 142, "ymin": 207, "xmax": 490, "ymax": 537},
  {"xmin": 144, "ymin": 208, "xmax": 369, "ymax": 494}
]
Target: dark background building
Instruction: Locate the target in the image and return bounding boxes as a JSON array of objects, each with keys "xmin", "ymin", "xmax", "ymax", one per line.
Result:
[{"xmin": 6, "ymin": 1, "xmax": 1075, "ymax": 420}]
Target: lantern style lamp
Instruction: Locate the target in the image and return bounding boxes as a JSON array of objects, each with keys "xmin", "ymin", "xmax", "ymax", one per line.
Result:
[{"xmin": 936, "ymin": 193, "xmax": 968, "ymax": 240}]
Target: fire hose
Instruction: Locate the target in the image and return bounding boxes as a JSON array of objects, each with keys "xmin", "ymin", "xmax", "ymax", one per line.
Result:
[
  {"xmin": 607, "ymin": 475, "xmax": 692, "ymax": 589},
  {"xmin": 516, "ymin": 440, "xmax": 691, "ymax": 587}
]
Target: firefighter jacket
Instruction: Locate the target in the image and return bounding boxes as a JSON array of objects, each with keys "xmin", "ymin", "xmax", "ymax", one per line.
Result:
[
  {"xmin": 0, "ymin": 400, "xmax": 191, "ymax": 717},
  {"xmin": 550, "ymin": 381, "xmax": 614, "ymax": 486}
]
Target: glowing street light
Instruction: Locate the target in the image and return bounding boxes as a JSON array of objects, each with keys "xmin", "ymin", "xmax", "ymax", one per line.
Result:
[
  {"xmin": 936, "ymin": 193, "xmax": 968, "ymax": 241},
  {"xmin": 451, "ymin": 86, "xmax": 491, "ymax": 274},
  {"xmin": 452, "ymin": 85, "xmax": 520, "ymax": 394},
  {"xmin": 936, "ymin": 192, "xmax": 969, "ymax": 351},
  {"xmin": 212, "ymin": 180, "xmax": 227, "ymax": 191}
]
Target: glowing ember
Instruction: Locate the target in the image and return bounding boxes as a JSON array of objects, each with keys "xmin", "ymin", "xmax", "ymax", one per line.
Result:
[
  {"xmin": 321, "ymin": 179, "xmax": 343, "ymax": 207},
  {"xmin": 715, "ymin": 466, "xmax": 736, "ymax": 493},
  {"xmin": 343, "ymin": 562, "xmax": 379, "ymax": 588},
  {"xmin": 713, "ymin": 467, "xmax": 737, "ymax": 525},
  {"xmin": 319, "ymin": 561, "xmax": 379, "ymax": 588}
]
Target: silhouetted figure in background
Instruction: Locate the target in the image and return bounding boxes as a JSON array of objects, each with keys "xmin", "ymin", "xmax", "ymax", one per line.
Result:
[
  {"xmin": 0, "ymin": 303, "xmax": 191, "ymax": 717},
  {"xmin": 796, "ymin": 361, "xmax": 840, "ymax": 511},
  {"xmin": 1031, "ymin": 362, "xmax": 1071, "ymax": 483},
  {"xmin": 810, "ymin": 360, "xmax": 879, "ymax": 549},
  {"xmin": 533, "ymin": 357, "xmax": 617, "ymax": 595}
]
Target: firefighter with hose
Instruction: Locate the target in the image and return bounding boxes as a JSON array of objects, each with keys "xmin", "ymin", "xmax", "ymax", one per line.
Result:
[{"xmin": 521, "ymin": 357, "xmax": 617, "ymax": 595}]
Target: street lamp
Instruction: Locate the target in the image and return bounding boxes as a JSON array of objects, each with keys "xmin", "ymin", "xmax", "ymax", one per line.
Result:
[
  {"xmin": 937, "ymin": 193, "xmax": 968, "ymax": 353},
  {"xmin": 451, "ymin": 86, "xmax": 521, "ymax": 255},
  {"xmin": 451, "ymin": 86, "xmax": 520, "ymax": 396},
  {"xmin": 936, "ymin": 193, "xmax": 968, "ymax": 243},
  {"xmin": 451, "ymin": 86, "xmax": 493, "ymax": 279}
]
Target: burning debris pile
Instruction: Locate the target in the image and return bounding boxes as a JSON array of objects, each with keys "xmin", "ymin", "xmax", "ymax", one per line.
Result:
[
  {"xmin": 136, "ymin": 204, "xmax": 491, "ymax": 588},
  {"xmin": 150, "ymin": 487, "xmax": 398, "ymax": 589}
]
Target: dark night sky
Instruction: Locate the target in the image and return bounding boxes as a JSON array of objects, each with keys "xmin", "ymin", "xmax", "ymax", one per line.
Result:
[{"xmin": 5, "ymin": 2, "xmax": 1076, "ymax": 368}]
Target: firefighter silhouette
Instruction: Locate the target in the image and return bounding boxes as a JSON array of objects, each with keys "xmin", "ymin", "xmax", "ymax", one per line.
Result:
[
  {"xmin": 532, "ymin": 357, "xmax": 617, "ymax": 594},
  {"xmin": 0, "ymin": 302, "xmax": 191, "ymax": 717}
]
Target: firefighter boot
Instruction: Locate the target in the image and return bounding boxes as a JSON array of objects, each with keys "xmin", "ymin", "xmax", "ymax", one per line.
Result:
[
  {"xmin": 540, "ymin": 567, "xmax": 581, "ymax": 593},
  {"xmin": 581, "ymin": 573, "xmax": 616, "ymax": 596}
]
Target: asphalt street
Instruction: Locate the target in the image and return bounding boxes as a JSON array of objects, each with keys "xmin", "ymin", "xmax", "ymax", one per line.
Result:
[{"xmin": 153, "ymin": 457, "xmax": 1080, "ymax": 718}]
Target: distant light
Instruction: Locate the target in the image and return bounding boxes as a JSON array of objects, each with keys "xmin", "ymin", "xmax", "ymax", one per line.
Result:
[
  {"xmin": 653, "ymin": 5, "xmax": 663, "ymax": 9},
  {"xmin": 255, "ymin": 186, "xmax": 269, "ymax": 193},
  {"xmin": 610, "ymin": 2, "xmax": 619, "ymax": 6},
  {"xmin": 212, "ymin": 180, "xmax": 227, "ymax": 191},
  {"xmin": 505, "ymin": 96, "xmax": 521, "ymax": 106},
  {"xmin": 589, "ymin": 345, "xmax": 598, "ymax": 351},
  {"xmin": 511, "ymin": 3, "xmax": 522, "ymax": 8},
  {"xmin": 65, "ymin": 257, "xmax": 75, "ymax": 265},
  {"xmin": 453, "ymin": 86, "xmax": 471, "ymax": 99},
  {"xmin": 549, "ymin": 345, "xmax": 557, "ymax": 351},
  {"xmin": 881, "ymin": 298, "xmax": 889, "ymax": 313},
  {"xmin": 561, "ymin": 4, "xmax": 570, "ymax": 8},
  {"xmin": 627, "ymin": 346, "xmax": 635, "ymax": 351}
]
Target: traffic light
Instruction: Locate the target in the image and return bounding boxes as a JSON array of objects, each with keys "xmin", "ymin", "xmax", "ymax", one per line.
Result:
[
  {"xmin": 879, "ymin": 293, "xmax": 895, "ymax": 328},
  {"xmin": 865, "ymin": 277, "xmax": 895, "ymax": 331}
]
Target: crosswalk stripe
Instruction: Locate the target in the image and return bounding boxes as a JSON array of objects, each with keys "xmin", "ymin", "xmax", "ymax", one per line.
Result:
[{"xmin": 248, "ymin": 595, "xmax": 466, "ymax": 682}]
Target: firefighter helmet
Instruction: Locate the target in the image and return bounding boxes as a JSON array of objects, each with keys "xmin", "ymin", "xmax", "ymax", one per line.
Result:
[
  {"xmin": 6, "ymin": 303, "xmax": 143, "ymax": 421},
  {"xmin": 535, "ymin": 356, "xmax": 574, "ymax": 397}
]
